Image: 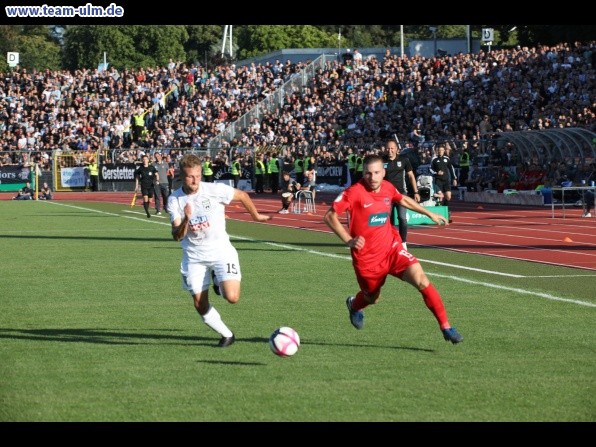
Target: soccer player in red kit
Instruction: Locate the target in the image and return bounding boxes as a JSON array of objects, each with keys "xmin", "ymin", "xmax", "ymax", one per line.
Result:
[{"xmin": 324, "ymin": 154, "xmax": 463, "ymax": 344}]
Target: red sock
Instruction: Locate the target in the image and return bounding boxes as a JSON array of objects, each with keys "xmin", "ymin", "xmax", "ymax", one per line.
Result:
[
  {"xmin": 351, "ymin": 291, "xmax": 369, "ymax": 311},
  {"xmin": 420, "ymin": 283, "xmax": 449, "ymax": 330}
]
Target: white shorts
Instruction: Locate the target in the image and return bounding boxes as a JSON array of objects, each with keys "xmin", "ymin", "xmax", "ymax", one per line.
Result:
[{"xmin": 180, "ymin": 247, "xmax": 241, "ymax": 295}]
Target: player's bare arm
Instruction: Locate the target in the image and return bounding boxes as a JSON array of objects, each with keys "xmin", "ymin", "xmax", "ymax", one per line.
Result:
[
  {"xmin": 323, "ymin": 208, "xmax": 365, "ymax": 249},
  {"xmin": 407, "ymin": 171, "xmax": 420, "ymax": 201},
  {"xmin": 171, "ymin": 202, "xmax": 192, "ymax": 241},
  {"xmin": 172, "ymin": 216, "xmax": 189, "ymax": 241},
  {"xmin": 233, "ymin": 189, "xmax": 272, "ymax": 222},
  {"xmin": 399, "ymin": 195, "xmax": 449, "ymax": 226}
]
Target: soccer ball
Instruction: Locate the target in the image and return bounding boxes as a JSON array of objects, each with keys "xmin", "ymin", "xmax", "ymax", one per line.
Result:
[{"xmin": 269, "ymin": 327, "xmax": 300, "ymax": 357}]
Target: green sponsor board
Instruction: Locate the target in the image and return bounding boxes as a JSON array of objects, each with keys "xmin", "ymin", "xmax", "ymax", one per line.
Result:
[
  {"xmin": 405, "ymin": 206, "xmax": 449, "ymax": 225},
  {"xmin": 0, "ymin": 167, "xmax": 34, "ymax": 191},
  {"xmin": 0, "ymin": 183, "xmax": 26, "ymax": 192}
]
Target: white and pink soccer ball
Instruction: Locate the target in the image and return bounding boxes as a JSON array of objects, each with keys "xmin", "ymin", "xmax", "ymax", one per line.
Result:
[{"xmin": 269, "ymin": 327, "xmax": 300, "ymax": 357}]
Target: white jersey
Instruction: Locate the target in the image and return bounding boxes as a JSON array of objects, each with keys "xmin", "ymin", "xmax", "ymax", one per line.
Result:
[{"xmin": 168, "ymin": 181, "xmax": 235, "ymax": 263}]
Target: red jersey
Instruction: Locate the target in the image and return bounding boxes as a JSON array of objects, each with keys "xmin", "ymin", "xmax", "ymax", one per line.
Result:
[{"xmin": 332, "ymin": 179, "xmax": 403, "ymax": 266}]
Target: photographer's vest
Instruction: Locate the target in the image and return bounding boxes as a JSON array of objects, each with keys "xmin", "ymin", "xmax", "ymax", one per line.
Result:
[
  {"xmin": 268, "ymin": 157, "xmax": 279, "ymax": 174},
  {"xmin": 294, "ymin": 158, "xmax": 303, "ymax": 175},
  {"xmin": 89, "ymin": 162, "xmax": 98, "ymax": 176},
  {"xmin": 203, "ymin": 160, "xmax": 213, "ymax": 176},
  {"xmin": 355, "ymin": 156, "xmax": 364, "ymax": 174},
  {"xmin": 460, "ymin": 151, "xmax": 470, "ymax": 168},
  {"xmin": 303, "ymin": 157, "xmax": 310, "ymax": 172},
  {"xmin": 348, "ymin": 154, "xmax": 356, "ymax": 172},
  {"xmin": 255, "ymin": 160, "xmax": 266, "ymax": 175},
  {"xmin": 230, "ymin": 161, "xmax": 240, "ymax": 176},
  {"xmin": 133, "ymin": 114, "xmax": 144, "ymax": 128}
]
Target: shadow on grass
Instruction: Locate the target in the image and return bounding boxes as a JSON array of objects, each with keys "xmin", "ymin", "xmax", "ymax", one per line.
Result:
[
  {"xmin": 196, "ymin": 360, "xmax": 266, "ymax": 366},
  {"xmin": 0, "ymin": 328, "xmax": 434, "ymax": 352},
  {"xmin": 239, "ymin": 336, "xmax": 435, "ymax": 353},
  {"xmin": 303, "ymin": 340, "xmax": 435, "ymax": 353},
  {"xmin": 0, "ymin": 327, "xmax": 222, "ymax": 346},
  {"xmin": 0, "ymin": 234, "xmax": 171, "ymax": 242}
]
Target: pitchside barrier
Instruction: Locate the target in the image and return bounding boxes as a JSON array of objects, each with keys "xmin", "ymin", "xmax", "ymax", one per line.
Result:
[
  {"xmin": 3, "ymin": 147, "xmax": 353, "ymax": 194},
  {"xmin": 465, "ymin": 190, "xmax": 545, "ymax": 206},
  {"xmin": 405, "ymin": 205, "xmax": 450, "ymax": 225}
]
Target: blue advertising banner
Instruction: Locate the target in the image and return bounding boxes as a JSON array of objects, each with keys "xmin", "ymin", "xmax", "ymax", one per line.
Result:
[{"xmin": 60, "ymin": 167, "xmax": 86, "ymax": 188}]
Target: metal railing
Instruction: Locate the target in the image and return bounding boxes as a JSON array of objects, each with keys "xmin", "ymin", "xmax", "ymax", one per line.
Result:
[{"xmin": 208, "ymin": 54, "xmax": 335, "ymax": 150}]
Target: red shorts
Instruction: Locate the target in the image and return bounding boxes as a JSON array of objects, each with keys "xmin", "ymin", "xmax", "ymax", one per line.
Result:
[{"xmin": 353, "ymin": 242, "xmax": 418, "ymax": 295}]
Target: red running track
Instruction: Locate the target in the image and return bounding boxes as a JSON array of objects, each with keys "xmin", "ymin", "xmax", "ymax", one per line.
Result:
[{"xmin": 3, "ymin": 190, "xmax": 595, "ymax": 271}]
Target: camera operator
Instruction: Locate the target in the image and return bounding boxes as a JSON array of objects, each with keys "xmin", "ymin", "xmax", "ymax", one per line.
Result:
[
  {"xmin": 13, "ymin": 181, "xmax": 34, "ymax": 200},
  {"xmin": 278, "ymin": 171, "xmax": 300, "ymax": 214}
]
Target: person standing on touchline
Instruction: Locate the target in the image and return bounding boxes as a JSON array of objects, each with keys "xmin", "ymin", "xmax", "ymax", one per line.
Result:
[
  {"xmin": 383, "ymin": 139, "xmax": 419, "ymax": 251},
  {"xmin": 153, "ymin": 152, "xmax": 170, "ymax": 214},
  {"xmin": 134, "ymin": 154, "xmax": 159, "ymax": 218}
]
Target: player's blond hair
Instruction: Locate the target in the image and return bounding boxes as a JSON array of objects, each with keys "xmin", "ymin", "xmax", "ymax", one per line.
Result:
[{"xmin": 179, "ymin": 154, "xmax": 202, "ymax": 171}]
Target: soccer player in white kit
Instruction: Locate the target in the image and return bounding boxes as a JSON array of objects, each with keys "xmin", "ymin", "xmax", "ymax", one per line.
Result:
[{"xmin": 169, "ymin": 154, "xmax": 272, "ymax": 347}]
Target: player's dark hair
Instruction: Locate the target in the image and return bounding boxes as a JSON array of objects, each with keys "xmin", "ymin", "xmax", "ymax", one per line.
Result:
[{"xmin": 363, "ymin": 154, "xmax": 384, "ymax": 167}]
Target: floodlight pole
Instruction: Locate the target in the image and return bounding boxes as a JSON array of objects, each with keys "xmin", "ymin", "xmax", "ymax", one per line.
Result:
[
  {"xmin": 229, "ymin": 25, "xmax": 233, "ymax": 59},
  {"xmin": 222, "ymin": 25, "xmax": 233, "ymax": 59},
  {"xmin": 338, "ymin": 28, "xmax": 341, "ymax": 62},
  {"xmin": 400, "ymin": 25, "xmax": 404, "ymax": 57}
]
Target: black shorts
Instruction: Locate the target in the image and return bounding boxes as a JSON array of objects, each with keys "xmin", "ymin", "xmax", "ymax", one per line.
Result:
[
  {"xmin": 435, "ymin": 178, "xmax": 451, "ymax": 194},
  {"xmin": 141, "ymin": 185, "xmax": 154, "ymax": 197}
]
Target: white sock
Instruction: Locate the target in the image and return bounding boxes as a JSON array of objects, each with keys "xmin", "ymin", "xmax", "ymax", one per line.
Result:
[{"xmin": 202, "ymin": 306, "xmax": 233, "ymax": 337}]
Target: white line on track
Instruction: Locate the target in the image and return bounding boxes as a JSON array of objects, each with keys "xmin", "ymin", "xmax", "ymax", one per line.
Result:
[
  {"xmin": 44, "ymin": 201, "xmax": 596, "ymax": 308},
  {"xmin": 419, "ymin": 225, "xmax": 596, "ymax": 247},
  {"xmin": 409, "ymin": 231, "xmax": 596, "ymax": 259},
  {"xmin": 420, "ymin": 259, "xmax": 524, "ymax": 277},
  {"xmin": 429, "ymin": 272, "xmax": 596, "ymax": 308},
  {"xmin": 233, "ymin": 236, "xmax": 596, "ymax": 308}
]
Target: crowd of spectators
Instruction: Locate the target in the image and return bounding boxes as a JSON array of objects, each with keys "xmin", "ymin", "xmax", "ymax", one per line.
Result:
[
  {"xmin": 0, "ymin": 40, "xmax": 594, "ymax": 194},
  {"xmin": 0, "ymin": 58, "xmax": 308, "ymax": 158}
]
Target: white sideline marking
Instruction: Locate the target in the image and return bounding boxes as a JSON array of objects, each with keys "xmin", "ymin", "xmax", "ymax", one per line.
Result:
[
  {"xmin": 123, "ymin": 210, "xmax": 169, "ymax": 218},
  {"xmin": 421, "ymin": 259, "xmax": 524, "ymax": 277},
  {"xmin": 430, "ymin": 273, "xmax": 596, "ymax": 308},
  {"xmin": 45, "ymin": 201, "xmax": 168, "ymax": 224},
  {"xmin": 232, "ymin": 237, "xmax": 596, "ymax": 308},
  {"xmin": 530, "ymin": 274, "xmax": 596, "ymax": 278},
  {"xmin": 44, "ymin": 201, "xmax": 596, "ymax": 308}
]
